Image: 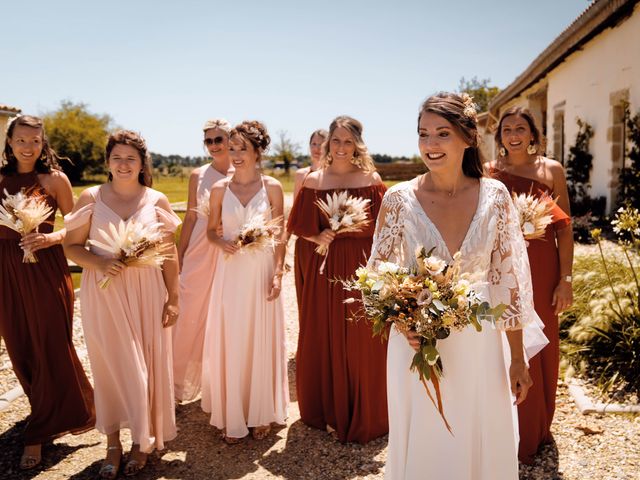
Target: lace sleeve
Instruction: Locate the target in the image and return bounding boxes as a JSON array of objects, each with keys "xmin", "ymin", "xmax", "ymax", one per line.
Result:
[
  {"xmin": 489, "ymin": 185, "xmax": 536, "ymax": 330},
  {"xmin": 367, "ymin": 189, "xmax": 407, "ymax": 268}
]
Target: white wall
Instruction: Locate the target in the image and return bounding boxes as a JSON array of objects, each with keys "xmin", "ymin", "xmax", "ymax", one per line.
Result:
[{"xmin": 545, "ymin": 3, "xmax": 640, "ymax": 211}]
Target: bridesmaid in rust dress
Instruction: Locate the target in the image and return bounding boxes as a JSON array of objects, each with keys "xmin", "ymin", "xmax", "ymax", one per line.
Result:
[
  {"xmin": 0, "ymin": 116, "xmax": 94, "ymax": 470},
  {"xmin": 489, "ymin": 106, "xmax": 573, "ymax": 464},
  {"xmin": 287, "ymin": 116, "xmax": 388, "ymax": 444}
]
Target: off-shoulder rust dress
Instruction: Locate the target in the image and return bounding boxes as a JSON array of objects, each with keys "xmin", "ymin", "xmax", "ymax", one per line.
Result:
[
  {"xmin": 0, "ymin": 171, "xmax": 94, "ymax": 445},
  {"xmin": 491, "ymin": 168, "xmax": 571, "ymax": 464},
  {"xmin": 287, "ymin": 183, "xmax": 388, "ymax": 444}
]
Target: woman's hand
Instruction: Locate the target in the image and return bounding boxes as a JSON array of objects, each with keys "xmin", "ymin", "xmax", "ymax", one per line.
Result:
[
  {"xmin": 509, "ymin": 359, "xmax": 533, "ymax": 405},
  {"xmin": 20, "ymin": 231, "xmax": 60, "ymax": 252},
  {"xmin": 404, "ymin": 330, "xmax": 422, "ymax": 352},
  {"xmin": 99, "ymin": 258, "xmax": 126, "ymax": 279},
  {"xmin": 162, "ymin": 297, "xmax": 179, "ymax": 327},
  {"xmin": 267, "ymin": 273, "xmax": 283, "ymax": 301},
  {"xmin": 216, "ymin": 239, "xmax": 240, "ymax": 256},
  {"xmin": 552, "ymin": 280, "xmax": 573, "ymax": 315},
  {"xmin": 310, "ymin": 229, "xmax": 336, "ymax": 247}
]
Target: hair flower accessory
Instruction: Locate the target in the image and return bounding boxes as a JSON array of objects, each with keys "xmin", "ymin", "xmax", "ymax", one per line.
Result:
[
  {"xmin": 461, "ymin": 93, "xmax": 478, "ymax": 120},
  {"xmin": 246, "ymin": 126, "xmax": 264, "ymax": 141}
]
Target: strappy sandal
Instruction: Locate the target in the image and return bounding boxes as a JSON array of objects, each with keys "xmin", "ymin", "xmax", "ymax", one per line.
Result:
[
  {"xmin": 124, "ymin": 444, "xmax": 147, "ymax": 476},
  {"xmin": 19, "ymin": 444, "xmax": 42, "ymax": 470},
  {"xmin": 221, "ymin": 431, "xmax": 243, "ymax": 445},
  {"xmin": 252, "ymin": 425, "xmax": 271, "ymax": 441},
  {"xmin": 99, "ymin": 446, "xmax": 122, "ymax": 479}
]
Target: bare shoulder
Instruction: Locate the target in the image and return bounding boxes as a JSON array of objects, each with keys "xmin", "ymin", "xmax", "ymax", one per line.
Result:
[
  {"xmin": 295, "ymin": 167, "xmax": 310, "ymax": 180},
  {"xmin": 304, "ymin": 170, "xmax": 322, "ymax": 188},
  {"xmin": 48, "ymin": 169, "xmax": 72, "ymax": 189},
  {"xmin": 189, "ymin": 166, "xmax": 203, "ymax": 180},
  {"xmin": 542, "ymin": 157, "xmax": 567, "ymax": 180},
  {"xmin": 75, "ymin": 186, "xmax": 98, "ymax": 209},
  {"xmin": 150, "ymin": 188, "xmax": 172, "ymax": 210},
  {"xmin": 209, "ymin": 178, "xmax": 228, "ymax": 196},
  {"xmin": 263, "ymin": 175, "xmax": 284, "ymax": 193},
  {"xmin": 369, "ymin": 171, "xmax": 383, "ymax": 185}
]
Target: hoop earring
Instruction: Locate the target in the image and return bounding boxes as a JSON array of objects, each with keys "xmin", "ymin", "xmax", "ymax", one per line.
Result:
[
  {"xmin": 499, "ymin": 147, "xmax": 507, "ymax": 157},
  {"xmin": 527, "ymin": 143, "xmax": 537, "ymax": 155}
]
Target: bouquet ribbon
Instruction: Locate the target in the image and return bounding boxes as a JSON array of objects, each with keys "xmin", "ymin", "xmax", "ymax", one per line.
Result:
[{"xmin": 420, "ymin": 367, "xmax": 453, "ymax": 435}]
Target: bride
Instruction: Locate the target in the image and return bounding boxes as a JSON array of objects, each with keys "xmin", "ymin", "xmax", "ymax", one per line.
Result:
[{"xmin": 370, "ymin": 92, "xmax": 548, "ymax": 479}]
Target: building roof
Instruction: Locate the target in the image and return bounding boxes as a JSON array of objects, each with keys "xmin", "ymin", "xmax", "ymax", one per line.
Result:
[
  {"xmin": 0, "ymin": 104, "xmax": 21, "ymax": 114},
  {"xmin": 489, "ymin": 0, "xmax": 639, "ymax": 115}
]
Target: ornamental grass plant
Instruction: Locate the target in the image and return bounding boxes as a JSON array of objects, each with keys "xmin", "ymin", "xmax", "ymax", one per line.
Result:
[{"xmin": 561, "ymin": 206, "xmax": 640, "ymax": 398}]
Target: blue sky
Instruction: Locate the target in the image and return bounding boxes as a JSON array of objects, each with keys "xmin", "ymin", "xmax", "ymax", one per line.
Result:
[{"xmin": 2, "ymin": 0, "xmax": 591, "ymax": 157}]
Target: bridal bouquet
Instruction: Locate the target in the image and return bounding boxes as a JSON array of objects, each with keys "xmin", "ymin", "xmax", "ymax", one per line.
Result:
[
  {"xmin": 511, "ymin": 192, "xmax": 556, "ymax": 241},
  {"xmin": 0, "ymin": 188, "xmax": 53, "ymax": 263},
  {"xmin": 315, "ymin": 191, "xmax": 371, "ymax": 273},
  {"xmin": 232, "ymin": 206, "xmax": 281, "ymax": 254},
  {"xmin": 343, "ymin": 246, "xmax": 506, "ymax": 432},
  {"xmin": 89, "ymin": 219, "xmax": 172, "ymax": 288}
]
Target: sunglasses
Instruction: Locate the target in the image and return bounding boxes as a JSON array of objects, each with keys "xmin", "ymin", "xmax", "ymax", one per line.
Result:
[{"xmin": 204, "ymin": 136, "xmax": 225, "ymax": 146}]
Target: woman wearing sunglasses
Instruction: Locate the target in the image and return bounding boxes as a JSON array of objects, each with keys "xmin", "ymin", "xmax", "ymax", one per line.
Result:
[{"xmin": 172, "ymin": 119, "xmax": 231, "ymax": 402}]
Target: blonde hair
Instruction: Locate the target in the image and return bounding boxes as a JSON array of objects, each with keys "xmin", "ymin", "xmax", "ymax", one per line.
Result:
[
  {"xmin": 321, "ymin": 116, "xmax": 375, "ymax": 173},
  {"xmin": 202, "ymin": 118, "xmax": 231, "ymax": 133}
]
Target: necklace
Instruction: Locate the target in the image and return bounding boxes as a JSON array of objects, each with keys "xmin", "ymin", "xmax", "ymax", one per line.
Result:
[{"xmin": 421, "ymin": 174, "xmax": 459, "ymax": 198}]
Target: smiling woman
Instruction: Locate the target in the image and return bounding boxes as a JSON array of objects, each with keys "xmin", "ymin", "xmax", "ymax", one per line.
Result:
[
  {"xmin": 63, "ymin": 129, "xmax": 181, "ymax": 478},
  {"xmin": 201, "ymin": 120, "xmax": 289, "ymax": 444},
  {"xmin": 489, "ymin": 106, "xmax": 573, "ymax": 465},
  {"xmin": 0, "ymin": 115, "xmax": 95, "ymax": 471},
  {"xmin": 172, "ymin": 118, "xmax": 231, "ymax": 403},
  {"xmin": 287, "ymin": 115, "xmax": 388, "ymax": 444},
  {"xmin": 373, "ymin": 92, "xmax": 548, "ymax": 480}
]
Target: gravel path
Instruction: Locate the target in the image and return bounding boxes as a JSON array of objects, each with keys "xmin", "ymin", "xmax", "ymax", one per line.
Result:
[{"xmin": 1, "ymin": 210, "xmax": 639, "ymax": 479}]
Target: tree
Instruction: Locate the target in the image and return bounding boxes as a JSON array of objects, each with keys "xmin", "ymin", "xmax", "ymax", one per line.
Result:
[
  {"xmin": 458, "ymin": 76, "xmax": 501, "ymax": 112},
  {"xmin": 271, "ymin": 130, "xmax": 301, "ymax": 175},
  {"xmin": 566, "ymin": 118, "xmax": 595, "ymax": 216},
  {"xmin": 620, "ymin": 102, "xmax": 640, "ymax": 209},
  {"xmin": 43, "ymin": 101, "xmax": 113, "ymax": 182}
]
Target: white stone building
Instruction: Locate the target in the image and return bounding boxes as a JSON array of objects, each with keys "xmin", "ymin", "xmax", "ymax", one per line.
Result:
[{"xmin": 485, "ymin": 0, "xmax": 640, "ymax": 212}]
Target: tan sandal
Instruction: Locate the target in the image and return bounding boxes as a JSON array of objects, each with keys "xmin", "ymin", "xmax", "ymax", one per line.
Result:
[
  {"xmin": 221, "ymin": 431, "xmax": 243, "ymax": 445},
  {"xmin": 99, "ymin": 446, "xmax": 122, "ymax": 479},
  {"xmin": 124, "ymin": 444, "xmax": 147, "ymax": 476},
  {"xmin": 19, "ymin": 444, "xmax": 41, "ymax": 470},
  {"xmin": 252, "ymin": 425, "xmax": 271, "ymax": 440}
]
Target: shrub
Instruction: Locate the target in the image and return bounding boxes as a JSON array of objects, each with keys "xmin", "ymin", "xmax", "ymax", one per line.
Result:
[{"xmin": 562, "ymin": 206, "xmax": 640, "ymax": 396}]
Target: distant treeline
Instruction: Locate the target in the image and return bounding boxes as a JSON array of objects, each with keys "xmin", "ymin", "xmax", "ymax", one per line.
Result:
[{"xmin": 149, "ymin": 152, "xmax": 420, "ymax": 169}]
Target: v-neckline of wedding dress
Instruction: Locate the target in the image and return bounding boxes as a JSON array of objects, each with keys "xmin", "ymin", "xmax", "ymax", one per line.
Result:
[{"xmin": 408, "ymin": 177, "xmax": 485, "ymax": 261}]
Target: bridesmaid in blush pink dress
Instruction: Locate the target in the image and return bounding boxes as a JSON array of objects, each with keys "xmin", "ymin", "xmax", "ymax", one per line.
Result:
[
  {"xmin": 64, "ymin": 130, "xmax": 181, "ymax": 479},
  {"xmin": 201, "ymin": 121, "xmax": 288, "ymax": 444},
  {"xmin": 172, "ymin": 119, "xmax": 231, "ymax": 402}
]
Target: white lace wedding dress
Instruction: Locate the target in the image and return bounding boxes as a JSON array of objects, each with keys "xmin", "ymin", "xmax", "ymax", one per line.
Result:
[{"xmin": 369, "ymin": 177, "xmax": 548, "ymax": 480}]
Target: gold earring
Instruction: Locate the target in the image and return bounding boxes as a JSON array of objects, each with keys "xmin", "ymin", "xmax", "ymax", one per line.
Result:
[
  {"xmin": 527, "ymin": 143, "xmax": 537, "ymax": 155},
  {"xmin": 499, "ymin": 147, "xmax": 507, "ymax": 157}
]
